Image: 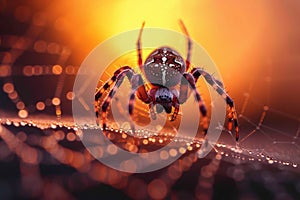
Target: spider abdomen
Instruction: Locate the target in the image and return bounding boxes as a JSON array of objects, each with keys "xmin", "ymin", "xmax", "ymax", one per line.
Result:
[{"xmin": 143, "ymin": 47, "xmax": 186, "ymax": 87}]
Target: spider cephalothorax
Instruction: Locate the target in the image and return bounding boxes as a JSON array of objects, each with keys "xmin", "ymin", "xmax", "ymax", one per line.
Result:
[{"xmin": 95, "ymin": 21, "xmax": 239, "ymax": 141}]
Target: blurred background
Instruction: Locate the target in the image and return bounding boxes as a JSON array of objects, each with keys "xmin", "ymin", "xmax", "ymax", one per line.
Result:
[{"xmin": 0, "ymin": 0, "xmax": 300, "ymax": 199}]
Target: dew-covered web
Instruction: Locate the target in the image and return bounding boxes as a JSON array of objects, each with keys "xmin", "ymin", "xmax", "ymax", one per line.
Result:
[{"xmin": 0, "ymin": 2, "xmax": 300, "ymax": 200}]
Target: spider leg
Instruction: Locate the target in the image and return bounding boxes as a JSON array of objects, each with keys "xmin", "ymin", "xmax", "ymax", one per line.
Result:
[
  {"xmin": 178, "ymin": 72, "xmax": 190, "ymax": 104},
  {"xmin": 136, "ymin": 22, "xmax": 145, "ymax": 71},
  {"xmin": 149, "ymin": 102, "xmax": 156, "ymax": 120},
  {"xmin": 95, "ymin": 66, "xmax": 132, "ymax": 103},
  {"xmin": 128, "ymin": 74, "xmax": 147, "ymax": 134},
  {"xmin": 174, "ymin": 72, "xmax": 194, "ymax": 121},
  {"xmin": 136, "ymin": 85, "xmax": 151, "ymax": 104},
  {"xmin": 179, "ymin": 20, "xmax": 192, "ymax": 71},
  {"xmin": 191, "ymin": 68, "xmax": 239, "ymax": 141},
  {"xmin": 95, "ymin": 68, "xmax": 134, "ymax": 129},
  {"xmin": 170, "ymin": 95, "xmax": 180, "ymax": 121},
  {"xmin": 181, "ymin": 72, "xmax": 209, "ymax": 134}
]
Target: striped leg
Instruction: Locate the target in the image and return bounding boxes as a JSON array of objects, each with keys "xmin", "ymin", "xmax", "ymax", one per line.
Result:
[
  {"xmin": 136, "ymin": 22, "xmax": 145, "ymax": 70},
  {"xmin": 95, "ymin": 66, "xmax": 132, "ymax": 124},
  {"xmin": 182, "ymin": 73, "xmax": 209, "ymax": 135},
  {"xmin": 191, "ymin": 68, "xmax": 239, "ymax": 141},
  {"xmin": 95, "ymin": 66, "xmax": 132, "ymax": 103},
  {"xmin": 179, "ymin": 20, "xmax": 192, "ymax": 71},
  {"xmin": 95, "ymin": 68, "xmax": 134, "ymax": 129},
  {"xmin": 178, "ymin": 72, "xmax": 190, "ymax": 104},
  {"xmin": 170, "ymin": 96, "xmax": 180, "ymax": 121}
]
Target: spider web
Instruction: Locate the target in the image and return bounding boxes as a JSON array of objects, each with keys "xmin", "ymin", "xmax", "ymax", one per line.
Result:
[{"xmin": 0, "ymin": 2, "xmax": 299, "ymax": 200}]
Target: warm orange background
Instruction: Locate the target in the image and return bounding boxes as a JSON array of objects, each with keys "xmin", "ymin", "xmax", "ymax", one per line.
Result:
[
  {"xmin": 5, "ymin": 0, "xmax": 299, "ymax": 119},
  {"xmin": 1, "ymin": 1, "xmax": 299, "ymax": 199},
  {"xmin": 40, "ymin": 0, "xmax": 300, "ymax": 117}
]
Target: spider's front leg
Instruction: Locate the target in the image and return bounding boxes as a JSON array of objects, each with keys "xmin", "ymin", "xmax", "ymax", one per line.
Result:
[
  {"xmin": 191, "ymin": 68, "xmax": 239, "ymax": 141},
  {"xmin": 178, "ymin": 73, "xmax": 209, "ymax": 135},
  {"xmin": 170, "ymin": 95, "xmax": 180, "ymax": 121},
  {"xmin": 178, "ymin": 20, "xmax": 192, "ymax": 71}
]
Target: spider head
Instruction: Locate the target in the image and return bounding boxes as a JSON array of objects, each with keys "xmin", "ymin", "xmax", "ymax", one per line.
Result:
[
  {"xmin": 143, "ymin": 47, "xmax": 186, "ymax": 87},
  {"xmin": 153, "ymin": 87, "xmax": 174, "ymax": 114},
  {"xmin": 155, "ymin": 87, "xmax": 173, "ymax": 103}
]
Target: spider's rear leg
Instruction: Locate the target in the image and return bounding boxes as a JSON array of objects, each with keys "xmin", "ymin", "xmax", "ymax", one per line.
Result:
[
  {"xmin": 96, "ymin": 68, "xmax": 134, "ymax": 130},
  {"xmin": 191, "ymin": 68, "xmax": 239, "ymax": 141}
]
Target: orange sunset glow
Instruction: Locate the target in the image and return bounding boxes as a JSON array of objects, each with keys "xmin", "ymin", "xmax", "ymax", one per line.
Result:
[
  {"xmin": 34, "ymin": 0, "xmax": 300, "ymax": 113},
  {"xmin": 1, "ymin": 0, "xmax": 300, "ymax": 199}
]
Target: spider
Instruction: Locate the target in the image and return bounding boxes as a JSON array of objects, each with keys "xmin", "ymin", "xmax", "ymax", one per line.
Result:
[{"xmin": 95, "ymin": 21, "xmax": 239, "ymax": 141}]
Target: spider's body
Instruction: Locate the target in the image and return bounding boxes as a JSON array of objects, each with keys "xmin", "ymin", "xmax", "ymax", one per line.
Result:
[
  {"xmin": 144, "ymin": 47, "xmax": 185, "ymax": 115},
  {"xmin": 144, "ymin": 47, "xmax": 185, "ymax": 87},
  {"xmin": 95, "ymin": 21, "xmax": 239, "ymax": 141}
]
